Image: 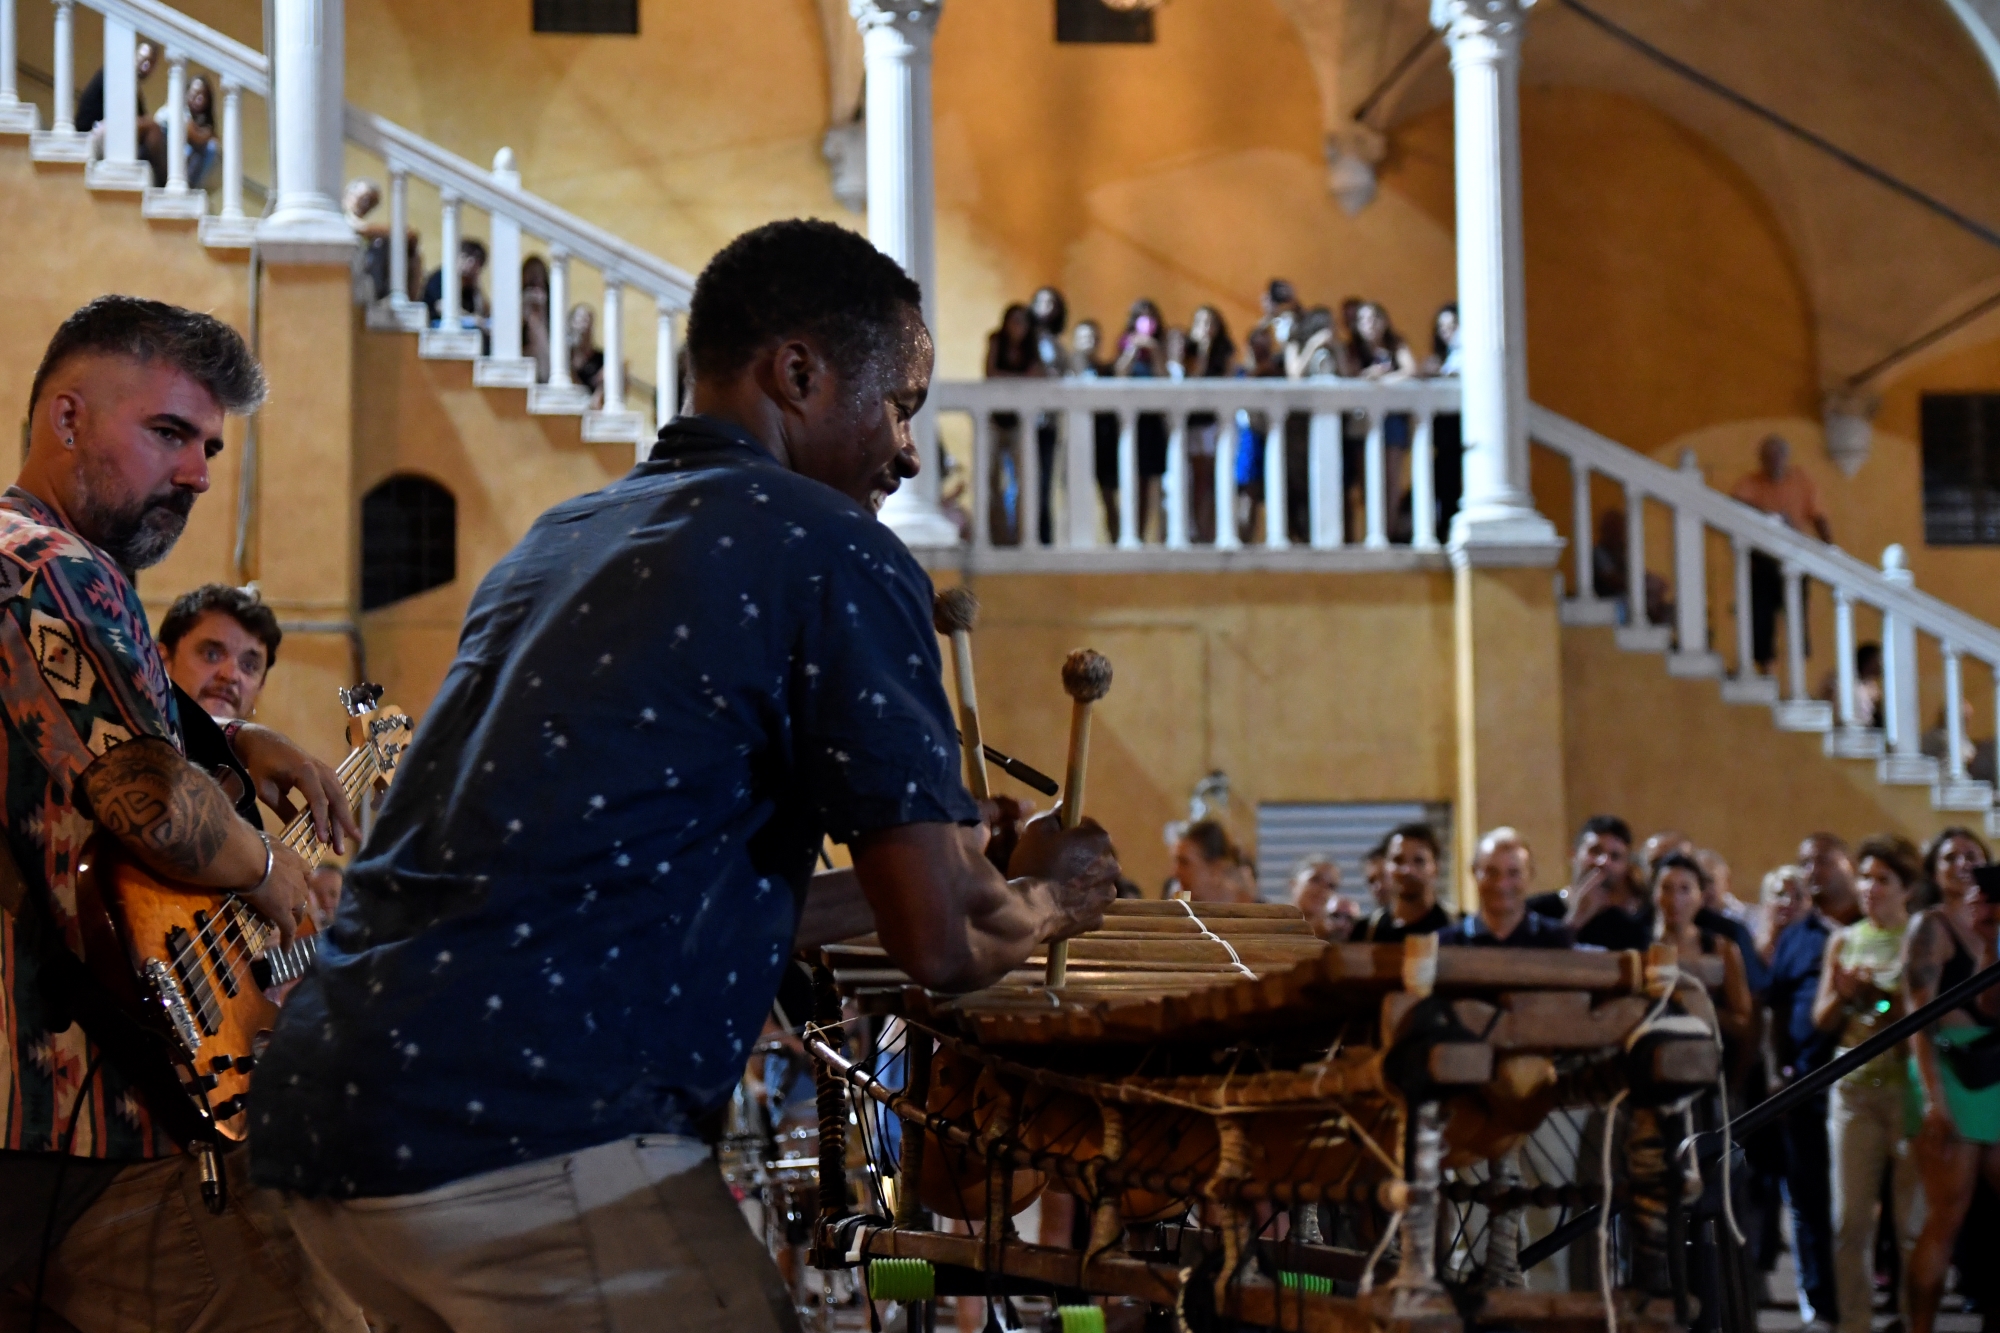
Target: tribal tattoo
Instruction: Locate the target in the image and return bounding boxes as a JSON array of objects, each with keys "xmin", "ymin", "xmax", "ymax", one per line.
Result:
[{"xmin": 83, "ymin": 737, "xmax": 235, "ymax": 878}]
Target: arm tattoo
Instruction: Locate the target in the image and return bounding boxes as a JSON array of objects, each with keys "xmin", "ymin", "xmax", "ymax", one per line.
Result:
[
  {"xmin": 1905, "ymin": 912, "xmax": 1945, "ymax": 1003},
  {"xmin": 83, "ymin": 739, "xmax": 235, "ymax": 878}
]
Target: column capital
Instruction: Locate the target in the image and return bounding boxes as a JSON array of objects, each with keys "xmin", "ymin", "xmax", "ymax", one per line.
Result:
[
  {"xmin": 1429, "ymin": 0, "xmax": 1533, "ymax": 45},
  {"xmin": 849, "ymin": 0, "xmax": 941, "ymax": 37}
]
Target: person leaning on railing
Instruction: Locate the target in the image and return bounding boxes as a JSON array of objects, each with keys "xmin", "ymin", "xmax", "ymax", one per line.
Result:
[
  {"xmin": 1904, "ymin": 835, "xmax": 2000, "ymax": 1333},
  {"xmin": 1812, "ymin": 836, "xmax": 1922, "ymax": 1333}
]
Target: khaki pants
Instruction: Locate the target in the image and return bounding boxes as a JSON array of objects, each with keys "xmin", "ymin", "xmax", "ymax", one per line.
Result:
[
  {"xmin": 0, "ymin": 1149, "xmax": 367, "ymax": 1333},
  {"xmin": 285, "ymin": 1134, "xmax": 800, "ymax": 1333},
  {"xmin": 1829, "ymin": 1080, "xmax": 1923, "ymax": 1333}
]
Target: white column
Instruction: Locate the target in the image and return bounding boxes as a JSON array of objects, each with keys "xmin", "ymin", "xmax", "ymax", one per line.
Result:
[
  {"xmin": 1116, "ymin": 410, "xmax": 1138, "ymax": 549},
  {"xmin": 1781, "ymin": 563, "xmax": 1806, "ymax": 700},
  {"xmin": 1411, "ymin": 411, "xmax": 1438, "ymax": 550},
  {"xmin": 1364, "ymin": 412, "xmax": 1388, "ymax": 548},
  {"xmin": 1164, "ymin": 413, "xmax": 1189, "ymax": 550},
  {"xmin": 1262, "ymin": 418, "xmax": 1286, "ymax": 548},
  {"xmin": 1309, "ymin": 410, "xmax": 1341, "ymax": 548},
  {"xmin": 547, "ymin": 249, "xmax": 573, "ymax": 387},
  {"xmin": 487, "ymin": 149, "xmax": 523, "ymax": 362},
  {"xmin": 1834, "ymin": 588, "xmax": 1858, "ymax": 728},
  {"xmin": 1623, "ymin": 482, "xmax": 1647, "ymax": 627},
  {"xmin": 1019, "ymin": 404, "xmax": 1042, "ymax": 548},
  {"xmin": 50, "ymin": 0, "xmax": 74, "ymax": 133},
  {"xmin": 1731, "ymin": 538, "xmax": 1753, "ymax": 678},
  {"xmin": 1064, "ymin": 408, "xmax": 1097, "ymax": 547},
  {"xmin": 385, "ymin": 166, "xmax": 408, "ymax": 294},
  {"xmin": 602, "ymin": 279, "xmax": 627, "ymax": 413},
  {"xmin": 852, "ymin": 0, "xmax": 957, "ymax": 547},
  {"xmin": 1433, "ymin": 0, "xmax": 1558, "ymax": 554},
  {"xmin": 438, "ymin": 193, "xmax": 462, "ymax": 329},
  {"xmin": 256, "ymin": 0, "xmax": 354, "ymax": 260},
  {"xmin": 217, "ymin": 81, "xmax": 246, "ymax": 218},
  {"xmin": 1213, "ymin": 415, "xmax": 1239, "ymax": 549},
  {"xmin": 1569, "ymin": 458, "xmax": 1594, "ymax": 597},
  {"xmin": 0, "ymin": 0, "xmax": 38, "ymax": 131},
  {"xmin": 655, "ymin": 304, "xmax": 677, "ymax": 431},
  {"xmin": 1944, "ymin": 645, "xmax": 1970, "ymax": 784},
  {"xmin": 86, "ymin": 16, "xmax": 147, "ymax": 189},
  {"xmin": 1878, "ymin": 545, "xmax": 1930, "ymax": 781},
  {"xmin": 162, "ymin": 55, "xmax": 188, "ymax": 191}
]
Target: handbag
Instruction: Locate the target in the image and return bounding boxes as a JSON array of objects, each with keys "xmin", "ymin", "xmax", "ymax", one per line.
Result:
[{"xmin": 1944, "ymin": 1027, "xmax": 2000, "ymax": 1091}]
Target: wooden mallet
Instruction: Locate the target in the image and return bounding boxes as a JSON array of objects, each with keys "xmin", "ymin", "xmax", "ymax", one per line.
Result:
[
  {"xmin": 933, "ymin": 587, "xmax": 990, "ymax": 800},
  {"xmin": 1047, "ymin": 648, "xmax": 1113, "ymax": 988}
]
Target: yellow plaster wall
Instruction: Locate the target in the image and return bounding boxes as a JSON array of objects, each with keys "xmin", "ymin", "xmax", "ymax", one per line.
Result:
[{"xmin": 938, "ymin": 570, "xmax": 1457, "ymax": 896}]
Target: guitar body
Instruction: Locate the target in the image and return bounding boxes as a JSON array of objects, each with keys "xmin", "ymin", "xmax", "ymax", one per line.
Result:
[
  {"xmin": 72, "ymin": 838, "xmax": 297, "ymax": 1140},
  {"xmin": 66, "ymin": 690, "xmax": 410, "ymax": 1143}
]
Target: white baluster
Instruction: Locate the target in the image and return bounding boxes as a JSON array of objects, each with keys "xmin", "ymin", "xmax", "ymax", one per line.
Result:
[
  {"xmin": 1570, "ymin": 457, "xmax": 1594, "ymax": 599},
  {"xmin": 655, "ymin": 304, "xmax": 677, "ymax": 431},
  {"xmin": 0, "ymin": 0, "xmax": 36, "ymax": 132},
  {"xmin": 1411, "ymin": 411, "xmax": 1438, "ymax": 551},
  {"xmin": 484, "ymin": 149, "xmax": 525, "ymax": 370},
  {"xmin": 1214, "ymin": 414, "xmax": 1240, "ymax": 550},
  {"xmin": 1781, "ymin": 563, "xmax": 1806, "ymax": 699},
  {"xmin": 1731, "ymin": 538, "xmax": 1753, "ymax": 678},
  {"xmin": 197, "ymin": 77, "xmax": 250, "ymax": 245},
  {"xmin": 547, "ymin": 250, "xmax": 571, "ymax": 386},
  {"xmin": 86, "ymin": 16, "xmax": 146, "ymax": 190},
  {"xmin": 1064, "ymin": 408, "xmax": 1097, "ymax": 548},
  {"xmin": 439, "ymin": 194, "xmax": 462, "ymax": 329},
  {"xmin": 386, "ymin": 168, "xmax": 408, "ymax": 294},
  {"xmin": 1164, "ymin": 413, "xmax": 1188, "ymax": 550},
  {"xmin": 1834, "ymin": 588, "xmax": 1858, "ymax": 729},
  {"xmin": 50, "ymin": 0, "xmax": 74, "ymax": 133},
  {"xmin": 1668, "ymin": 460, "xmax": 1717, "ymax": 674},
  {"xmin": 1019, "ymin": 403, "xmax": 1042, "ymax": 549},
  {"xmin": 1877, "ymin": 545, "xmax": 1934, "ymax": 784},
  {"xmin": 162, "ymin": 56, "xmax": 187, "ymax": 191},
  {"xmin": 1945, "ymin": 645, "xmax": 1971, "ymax": 784},
  {"xmin": 1624, "ymin": 482, "xmax": 1647, "ymax": 630},
  {"xmin": 1263, "ymin": 416, "xmax": 1286, "ymax": 549},
  {"xmin": 1364, "ymin": 412, "xmax": 1388, "ymax": 548},
  {"xmin": 971, "ymin": 412, "xmax": 991, "ymax": 551},
  {"xmin": 601, "ymin": 280, "xmax": 627, "ymax": 414},
  {"xmin": 1309, "ymin": 411, "xmax": 1341, "ymax": 548},
  {"xmin": 1116, "ymin": 411, "xmax": 1139, "ymax": 549}
]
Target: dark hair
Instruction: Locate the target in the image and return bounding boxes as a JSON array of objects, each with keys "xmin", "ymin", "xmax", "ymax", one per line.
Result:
[
  {"xmin": 987, "ymin": 303, "xmax": 1037, "ymax": 375},
  {"xmin": 30, "ymin": 296, "xmax": 265, "ymax": 417},
  {"xmin": 1577, "ymin": 814, "xmax": 1633, "ymax": 849},
  {"xmin": 1650, "ymin": 850, "xmax": 1708, "ymax": 894},
  {"xmin": 1855, "ymin": 835, "xmax": 1921, "ymax": 892},
  {"xmin": 1855, "ymin": 642, "xmax": 1882, "ymax": 679},
  {"xmin": 1180, "ymin": 818, "xmax": 1237, "ymax": 866},
  {"xmin": 458, "ymin": 238, "xmax": 487, "ymax": 265},
  {"xmin": 1347, "ymin": 300, "xmax": 1405, "ymax": 367},
  {"xmin": 1186, "ymin": 306, "xmax": 1234, "ymax": 377},
  {"xmin": 1384, "ymin": 822, "xmax": 1440, "ymax": 861},
  {"xmin": 1265, "ymin": 278, "xmax": 1296, "ymax": 309},
  {"xmin": 521, "ymin": 255, "xmax": 550, "ymax": 291},
  {"xmin": 1031, "ymin": 286, "xmax": 1067, "ymax": 336},
  {"xmin": 686, "ymin": 219, "xmax": 922, "ymax": 386},
  {"xmin": 157, "ymin": 583, "xmax": 281, "ymax": 670},
  {"xmin": 1802, "ymin": 831, "xmax": 1850, "ymax": 855},
  {"xmin": 1923, "ymin": 825, "xmax": 1990, "ymax": 888},
  {"xmin": 1432, "ymin": 302, "xmax": 1458, "ymax": 361}
]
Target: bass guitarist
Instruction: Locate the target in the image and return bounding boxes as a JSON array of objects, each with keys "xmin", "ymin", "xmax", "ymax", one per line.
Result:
[{"xmin": 0, "ymin": 297, "xmax": 366, "ymax": 1332}]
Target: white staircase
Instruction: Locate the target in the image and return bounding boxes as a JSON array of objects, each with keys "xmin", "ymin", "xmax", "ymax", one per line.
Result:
[{"xmin": 1, "ymin": 0, "xmax": 692, "ymax": 457}]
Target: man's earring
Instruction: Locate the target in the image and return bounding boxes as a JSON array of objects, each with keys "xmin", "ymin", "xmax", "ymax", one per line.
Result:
[{"xmin": 62, "ymin": 436, "xmax": 73, "ymax": 449}]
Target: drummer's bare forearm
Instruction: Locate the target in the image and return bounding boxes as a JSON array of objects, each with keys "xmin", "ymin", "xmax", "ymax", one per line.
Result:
[
  {"xmin": 797, "ymin": 868, "xmax": 876, "ymax": 951},
  {"xmin": 853, "ymin": 823, "xmax": 1057, "ymax": 994}
]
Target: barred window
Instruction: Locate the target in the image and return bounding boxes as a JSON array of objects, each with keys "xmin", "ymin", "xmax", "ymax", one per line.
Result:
[
  {"xmin": 1056, "ymin": 0, "xmax": 1153, "ymax": 44},
  {"xmin": 362, "ymin": 475, "xmax": 457, "ymax": 610},
  {"xmin": 533, "ymin": 0, "xmax": 637, "ymax": 35},
  {"xmin": 1922, "ymin": 393, "xmax": 2000, "ymax": 545}
]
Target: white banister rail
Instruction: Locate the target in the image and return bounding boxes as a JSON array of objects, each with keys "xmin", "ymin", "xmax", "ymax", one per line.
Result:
[
  {"xmin": 93, "ymin": 0, "xmax": 265, "ymax": 92},
  {"xmin": 932, "ymin": 377, "xmax": 1462, "ymax": 564}
]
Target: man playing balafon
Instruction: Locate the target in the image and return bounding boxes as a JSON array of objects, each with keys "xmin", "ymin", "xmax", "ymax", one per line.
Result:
[{"xmin": 255, "ymin": 219, "xmax": 1121, "ymax": 1331}]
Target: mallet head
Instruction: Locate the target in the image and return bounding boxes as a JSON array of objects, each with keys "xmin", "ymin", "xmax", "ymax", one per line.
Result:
[
  {"xmin": 933, "ymin": 586, "xmax": 980, "ymax": 637},
  {"xmin": 1061, "ymin": 648, "xmax": 1113, "ymax": 704}
]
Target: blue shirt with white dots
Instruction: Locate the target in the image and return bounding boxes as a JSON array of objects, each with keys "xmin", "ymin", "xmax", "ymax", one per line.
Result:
[{"xmin": 252, "ymin": 415, "xmax": 979, "ymax": 1198}]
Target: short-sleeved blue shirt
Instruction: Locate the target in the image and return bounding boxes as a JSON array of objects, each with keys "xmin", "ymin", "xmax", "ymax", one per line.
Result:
[{"xmin": 251, "ymin": 416, "xmax": 980, "ymax": 1198}]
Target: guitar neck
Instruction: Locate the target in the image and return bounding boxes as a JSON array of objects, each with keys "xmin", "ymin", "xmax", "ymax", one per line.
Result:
[
  {"xmin": 229, "ymin": 743, "xmax": 377, "ymax": 973},
  {"xmin": 277, "ymin": 745, "xmax": 379, "ymax": 871}
]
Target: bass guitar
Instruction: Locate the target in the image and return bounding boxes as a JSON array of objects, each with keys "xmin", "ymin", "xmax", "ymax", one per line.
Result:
[{"xmin": 72, "ymin": 684, "xmax": 411, "ymax": 1142}]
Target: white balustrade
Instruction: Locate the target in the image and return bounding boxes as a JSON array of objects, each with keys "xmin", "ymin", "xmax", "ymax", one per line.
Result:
[
  {"xmin": 1213, "ymin": 415, "xmax": 1239, "ymax": 551},
  {"xmin": 1262, "ymin": 417, "xmax": 1285, "ymax": 549},
  {"xmin": 1115, "ymin": 412, "xmax": 1138, "ymax": 549},
  {"xmin": 1164, "ymin": 415, "xmax": 1189, "ymax": 550},
  {"xmin": 1309, "ymin": 411, "xmax": 1340, "ymax": 549},
  {"xmin": 1363, "ymin": 414, "xmax": 1388, "ymax": 549},
  {"xmin": 601, "ymin": 279, "xmax": 626, "ymax": 413},
  {"xmin": 163, "ymin": 55, "xmax": 187, "ymax": 189},
  {"xmin": 84, "ymin": 14, "xmax": 147, "ymax": 190},
  {"xmin": 473, "ymin": 147, "xmax": 533, "ymax": 389},
  {"xmin": 0, "ymin": 0, "xmax": 36, "ymax": 133}
]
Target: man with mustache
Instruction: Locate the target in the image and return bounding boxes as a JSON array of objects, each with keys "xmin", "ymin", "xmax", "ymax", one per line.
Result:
[
  {"xmin": 0, "ymin": 297, "xmax": 365, "ymax": 1330},
  {"xmin": 252, "ymin": 219, "xmax": 1121, "ymax": 1332},
  {"xmin": 158, "ymin": 582, "xmax": 282, "ymax": 723}
]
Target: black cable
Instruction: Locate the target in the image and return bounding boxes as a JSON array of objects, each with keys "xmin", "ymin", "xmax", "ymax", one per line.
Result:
[
  {"xmin": 1351, "ymin": 27, "xmax": 1440, "ymax": 126},
  {"xmin": 1558, "ymin": 0, "xmax": 2000, "ymax": 254},
  {"xmin": 30, "ymin": 1047, "xmax": 108, "ymax": 1333}
]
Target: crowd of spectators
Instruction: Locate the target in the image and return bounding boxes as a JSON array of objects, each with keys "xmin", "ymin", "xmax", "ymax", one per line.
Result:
[
  {"xmin": 1165, "ymin": 814, "xmax": 2000, "ymax": 1333},
  {"xmin": 976, "ymin": 281, "xmax": 1464, "ymax": 549}
]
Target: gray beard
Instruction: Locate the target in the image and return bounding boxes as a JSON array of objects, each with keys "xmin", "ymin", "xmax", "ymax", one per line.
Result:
[{"xmin": 71, "ymin": 483, "xmax": 194, "ymax": 572}]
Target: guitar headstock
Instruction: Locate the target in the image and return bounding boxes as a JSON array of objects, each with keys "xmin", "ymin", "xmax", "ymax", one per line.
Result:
[{"xmin": 340, "ymin": 683, "xmax": 413, "ymax": 794}]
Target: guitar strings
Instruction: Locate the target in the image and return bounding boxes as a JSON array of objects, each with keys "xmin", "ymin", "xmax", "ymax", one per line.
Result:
[{"xmin": 158, "ymin": 745, "xmax": 382, "ymax": 998}]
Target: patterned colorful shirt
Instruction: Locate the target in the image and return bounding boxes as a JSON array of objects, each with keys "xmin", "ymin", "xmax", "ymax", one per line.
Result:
[
  {"xmin": 253, "ymin": 415, "xmax": 980, "ymax": 1198},
  {"xmin": 0, "ymin": 487, "xmax": 181, "ymax": 1159}
]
